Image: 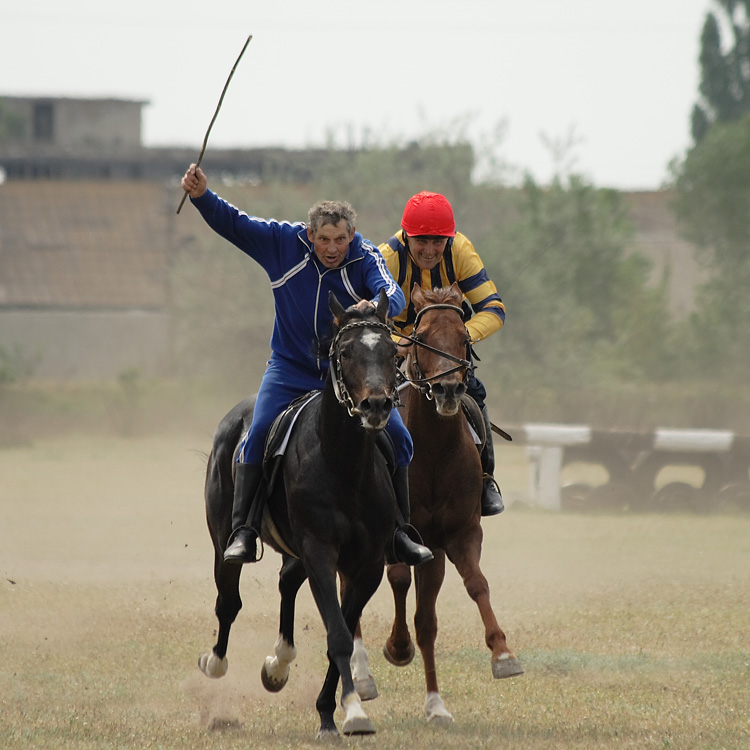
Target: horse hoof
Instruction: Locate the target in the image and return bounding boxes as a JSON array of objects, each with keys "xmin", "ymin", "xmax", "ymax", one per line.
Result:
[
  {"xmin": 382, "ymin": 640, "xmax": 415, "ymax": 667},
  {"xmin": 354, "ymin": 676, "xmax": 379, "ymax": 701},
  {"xmin": 341, "ymin": 692, "xmax": 376, "ymax": 736},
  {"xmin": 425, "ymin": 692, "xmax": 453, "ymax": 726},
  {"xmin": 342, "ymin": 715, "xmax": 376, "ymax": 736},
  {"xmin": 428, "ymin": 712, "xmax": 454, "ymax": 727},
  {"xmin": 315, "ymin": 726, "xmax": 341, "ymax": 742},
  {"xmin": 198, "ymin": 652, "xmax": 228, "ymax": 679},
  {"xmin": 260, "ymin": 659, "xmax": 289, "ymax": 693},
  {"xmin": 492, "ymin": 655, "xmax": 524, "ymax": 679}
]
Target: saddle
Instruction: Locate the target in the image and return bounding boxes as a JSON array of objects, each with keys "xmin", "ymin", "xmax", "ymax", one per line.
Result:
[{"xmin": 460, "ymin": 394, "xmax": 487, "ymax": 449}]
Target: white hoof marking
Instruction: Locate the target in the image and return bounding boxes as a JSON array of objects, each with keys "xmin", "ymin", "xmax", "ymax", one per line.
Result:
[
  {"xmin": 341, "ymin": 692, "xmax": 375, "ymax": 735},
  {"xmin": 425, "ymin": 692, "xmax": 453, "ymax": 726},
  {"xmin": 198, "ymin": 651, "xmax": 228, "ymax": 679},
  {"xmin": 261, "ymin": 635, "xmax": 297, "ymax": 691},
  {"xmin": 351, "ymin": 637, "xmax": 378, "ymax": 700}
]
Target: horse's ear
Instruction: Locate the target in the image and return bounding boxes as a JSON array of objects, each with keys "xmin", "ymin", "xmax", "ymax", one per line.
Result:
[
  {"xmin": 412, "ymin": 283, "xmax": 425, "ymax": 310},
  {"xmin": 449, "ymin": 281, "xmax": 463, "ymax": 304},
  {"xmin": 375, "ymin": 288, "xmax": 389, "ymax": 322},
  {"xmin": 329, "ymin": 291, "xmax": 347, "ymax": 325}
]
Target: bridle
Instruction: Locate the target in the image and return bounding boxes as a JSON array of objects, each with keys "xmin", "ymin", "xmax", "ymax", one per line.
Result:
[
  {"xmin": 328, "ymin": 318, "xmax": 398, "ymax": 417},
  {"xmin": 400, "ymin": 303, "xmax": 472, "ymax": 399}
]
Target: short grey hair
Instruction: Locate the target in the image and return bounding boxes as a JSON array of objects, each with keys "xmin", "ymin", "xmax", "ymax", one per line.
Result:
[{"xmin": 307, "ymin": 200, "xmax": 357, "ymax": 234}]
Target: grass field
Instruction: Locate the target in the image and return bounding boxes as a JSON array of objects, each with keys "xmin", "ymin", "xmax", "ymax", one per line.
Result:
[{"xmin": 1, "ymin": 431, "xmax": 748, "ymax": 749}]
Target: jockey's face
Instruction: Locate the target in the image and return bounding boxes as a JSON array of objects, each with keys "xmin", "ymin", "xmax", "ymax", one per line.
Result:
[
  {"xmin": 407, "ymin": 236, "xmax": 449, "ymax": 270},
  {"xmin": 308, "ymin": 219, "xmax": 354, "ymax": 268}
]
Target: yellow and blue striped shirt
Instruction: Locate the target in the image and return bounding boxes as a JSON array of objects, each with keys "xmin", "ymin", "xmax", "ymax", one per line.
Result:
[{"xmin": 379, "ymin": 230, "xmax": 505, "ymax": 342}]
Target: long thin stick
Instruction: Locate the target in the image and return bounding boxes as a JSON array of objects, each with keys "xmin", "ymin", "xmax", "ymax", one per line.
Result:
[
  {"xmin": 491, "ymin": 422, "xmax": 513, "ymax": 442},
  {"xmin": 176, "ymin": 34, "xmax": 253, "ymax": 214}
]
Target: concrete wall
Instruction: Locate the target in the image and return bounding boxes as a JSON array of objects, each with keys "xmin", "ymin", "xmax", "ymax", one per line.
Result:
[
  {"xmin": 0, "ymin": 309, "xmax": 170, "ymax": 381},
  {"xmin": 0, "ymin": 96, "xmax": 145, "ymax": 151}
]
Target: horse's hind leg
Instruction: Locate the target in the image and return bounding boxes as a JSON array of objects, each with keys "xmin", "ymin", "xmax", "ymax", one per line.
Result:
[
  {"xmin": 447, "ymin": 531, "xmax": 523, "ymax": 679},
  {"xmin": 261, "ymin": 554, "xmax": 307, "ymax": 692},
  {"xmin": 383, "ymin": 562, "xmax": 415, "ymax": 666},
  {"xmin": 199, "ymin": 554, "xmax": 242, "ymax": 678}
]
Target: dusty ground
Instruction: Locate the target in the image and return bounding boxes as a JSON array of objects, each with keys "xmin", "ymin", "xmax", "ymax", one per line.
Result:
[{"xmin": 1, "ymin": 431, "xmax": 748, "ymax": 749}]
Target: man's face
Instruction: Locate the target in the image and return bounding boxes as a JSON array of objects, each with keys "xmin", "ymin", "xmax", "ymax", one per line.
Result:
[
  {"xmin": 407, "ymin": 236, "xmax": 450, "ymax": 270},
  {"xmin": 308, "ymin": 219, "xmax": 354, "ymax": 268}
]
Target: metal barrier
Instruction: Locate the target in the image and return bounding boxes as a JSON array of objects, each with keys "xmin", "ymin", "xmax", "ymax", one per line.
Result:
[{"xmin": 506, "ymin": 424, "xmax": 750, "ymax": 513}]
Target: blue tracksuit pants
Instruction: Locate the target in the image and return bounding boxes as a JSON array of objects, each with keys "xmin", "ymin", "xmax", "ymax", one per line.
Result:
[{"xmin": 237, "ymin": 357, "xmax": 413, "ymax": 468}]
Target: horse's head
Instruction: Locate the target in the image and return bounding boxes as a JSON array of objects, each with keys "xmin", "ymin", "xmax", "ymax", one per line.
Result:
[
  {"xmin": 328, "ymin": 289, "xmax": 398, "ymax": 431},
  {"xmin": 407, "ymin": 282, "xmax": 472, "ymax": 416}
]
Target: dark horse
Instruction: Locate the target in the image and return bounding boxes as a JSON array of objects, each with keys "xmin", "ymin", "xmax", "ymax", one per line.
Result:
[
  {"xmin": 353, "ymin": 283, "xmax": 522, "ymax": 724},
  {"xmin": 198, "ymin": 290, "xmax": 401, "ymax": 738}
]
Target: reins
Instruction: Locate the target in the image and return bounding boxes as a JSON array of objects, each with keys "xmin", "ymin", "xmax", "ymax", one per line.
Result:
[{"xmin": 400, "ymin": 303, "xmax": 472, "ymax": 396}]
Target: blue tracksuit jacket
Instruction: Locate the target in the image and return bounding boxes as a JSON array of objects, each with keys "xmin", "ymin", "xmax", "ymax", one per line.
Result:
[{"xmin": 191, "ymin": 189, "xmax": 412, "ymax": 466}]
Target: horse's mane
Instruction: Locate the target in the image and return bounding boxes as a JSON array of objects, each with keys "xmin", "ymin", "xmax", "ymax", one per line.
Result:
[
  {"xmin": 317, "ymin": 300, "xmax": 380, "ymax": 358},
  {"xmin": 421, "ymin": 286, "xmax": 462, "ymax": 306}
]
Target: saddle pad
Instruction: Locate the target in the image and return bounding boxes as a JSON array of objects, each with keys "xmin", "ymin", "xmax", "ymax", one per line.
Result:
[{"xmin": 264, "ymin": 390, "xmax": 322, "ymax": 461}]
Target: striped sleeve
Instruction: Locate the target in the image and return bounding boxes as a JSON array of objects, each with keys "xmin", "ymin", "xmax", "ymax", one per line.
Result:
[
  {"xmin": 362, "ymin": 241, "xmax": 405, "ymax": 317},
  {"xmin": 452, "ymin": 233, "xmax": 505, "ymax": 341}
]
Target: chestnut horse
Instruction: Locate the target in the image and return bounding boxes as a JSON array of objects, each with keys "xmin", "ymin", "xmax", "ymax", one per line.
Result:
[
  {"xmin": 198, "ymin": 291, "xmax": 401, "ymax": 739},
  {"xmin": 353, "ymin": 283, "xmax": 522, "ymax": 724}
]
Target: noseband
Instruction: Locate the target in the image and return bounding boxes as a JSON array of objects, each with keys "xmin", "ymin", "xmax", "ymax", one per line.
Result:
[
  {"xmin": 401, "ymin": 303, "xmax": 472, "ymax": 399},
  {"xmin": 328, "ymin": 318, "xmax": 397, "ymax": 417}
]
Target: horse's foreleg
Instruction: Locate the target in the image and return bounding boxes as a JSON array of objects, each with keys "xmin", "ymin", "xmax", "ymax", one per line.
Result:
[
  {"xmin": 261, "ymin": 555, "xmax": 306, "ymax": 692},
  {"xmin": 351, "ymin": 623, "xmax": 379, "ymax": 701},
  {"xmin": 339, "ymin": 569, "xmax": 383, "ymax": 732},
  {"xmin": 447, "ymin": 532, "xmax": 523, "ymax": 680},
  {"xmin": 199, "ymin": 555, "xmax": 242, "ymax": 679},
  {"xmin": 383, "ymin": 562, "xmax": 415, "ymax": 666},
  {"xmin": 307, "ymin": 556, "xmax": 375, "ymax": 738},
  {"xmin": 413, "ymin": 550, "xmax": 453, "ymax": 726}
]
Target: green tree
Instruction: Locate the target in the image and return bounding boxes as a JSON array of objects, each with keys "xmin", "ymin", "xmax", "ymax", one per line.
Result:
[
  {"xmin": 670, "ymin": 3, "xmax": 750, "ymax": 381},
  {"xmin": 671, "ymin": 115, "xmax": 750, "ymax": 380},
  {"xmin": 467, "ymin": 172, "xmax": 672, "ymax": 389},
  {"xmin": 673, "ymin": 115, "xmax": 750, "ymax": 271},
  {"xmin": 692, "ymin": 1, "xmax": 750, "ymax": 142}
]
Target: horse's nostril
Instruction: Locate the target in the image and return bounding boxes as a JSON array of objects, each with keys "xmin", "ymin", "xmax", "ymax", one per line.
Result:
[
  {"xmin": 432, "ymin": 383, "xmax": 445, "ymax": 397},
  {"xmin": 456, "ymin": 383, "xmax": 467, "ymax": 397},
  {"xmin": 361, "ymin": 395, "xmax": 392, "ymax": 415}
]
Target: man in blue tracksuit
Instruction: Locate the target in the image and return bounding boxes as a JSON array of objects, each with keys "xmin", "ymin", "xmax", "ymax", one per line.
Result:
[{"xmin": 181, "ymin": 165, "xmax": 432, "ymax": 567}]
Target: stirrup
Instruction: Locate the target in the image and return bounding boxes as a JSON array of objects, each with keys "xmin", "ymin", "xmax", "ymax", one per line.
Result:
[
  {"xmin": 388, "ymin": 524, "xmax": 433, "ymax": 567},
  {"xmin": 223, "ymin": 526, "xmax": 263, "ymax": 564}
]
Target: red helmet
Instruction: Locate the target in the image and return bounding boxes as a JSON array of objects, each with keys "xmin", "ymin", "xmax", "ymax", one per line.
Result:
[{"xmin": 401, "ymin": 191, "xmax": 456, "ymax": 237}]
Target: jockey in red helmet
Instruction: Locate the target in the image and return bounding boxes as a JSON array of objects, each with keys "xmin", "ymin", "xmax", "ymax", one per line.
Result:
[{"xmin": 379, "ymin": 191, "xmax": 506, "ymax": 517}]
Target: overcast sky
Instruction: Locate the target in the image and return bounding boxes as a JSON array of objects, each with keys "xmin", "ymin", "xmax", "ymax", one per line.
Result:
[{"xmin": 2, "ymin": 1, "xmax": 714, "ymax": 189}]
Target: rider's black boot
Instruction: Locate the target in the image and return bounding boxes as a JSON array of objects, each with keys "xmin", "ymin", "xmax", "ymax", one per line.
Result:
[
  {"xmin": 387, "ymin": 467, "xmax": 434, "ymax": 566},
  {"xmin": 223, "ymin": 462, "xmax": 264, "ymax": 565},
  {"xmin": 479, "ymin": 404, "xmax": 505, "ymax": 516}
]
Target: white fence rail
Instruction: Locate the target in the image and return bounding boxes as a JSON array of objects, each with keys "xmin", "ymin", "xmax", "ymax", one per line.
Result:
[{"xmin": 505, "ymin": 424, "xmax": 750, "ymax": 512}]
